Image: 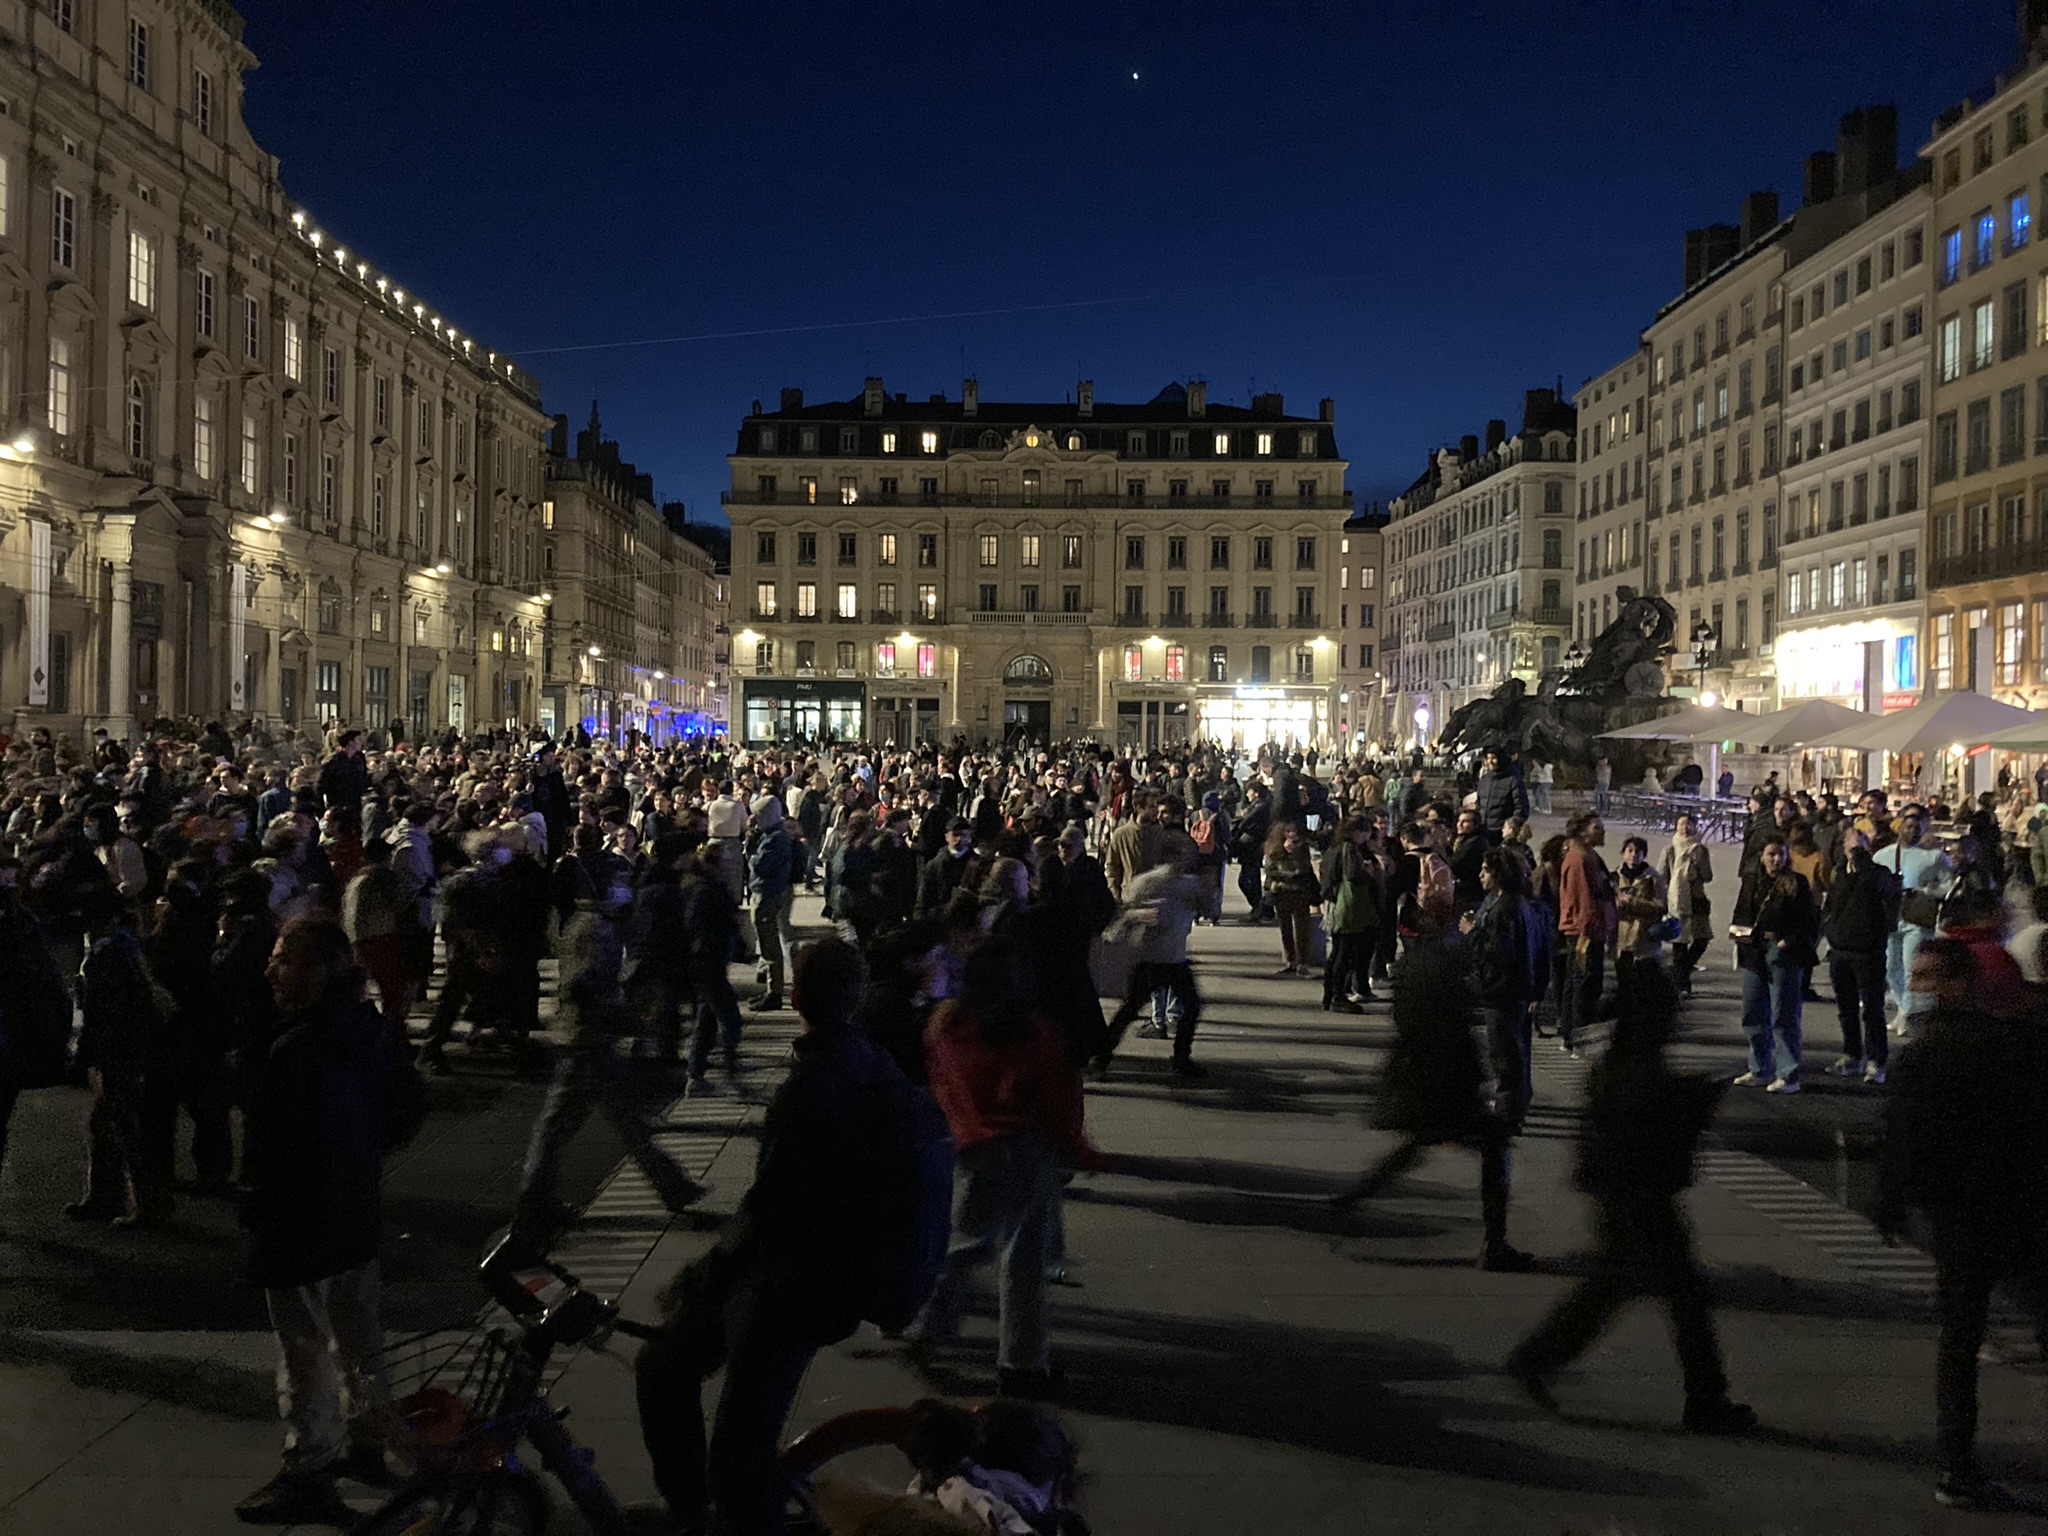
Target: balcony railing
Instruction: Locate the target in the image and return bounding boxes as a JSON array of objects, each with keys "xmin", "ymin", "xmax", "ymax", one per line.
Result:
[
  {"xmin": 1116, "ymin": 611, "xmax": 1151, "ymax": 628},
  {"xmin": 1203, "ymin": 612, "xmax": 1234, "ymax": 628},
  {"xmin": 966, "ymin": 609, "xmax": 1095, "ymax": 626},
  {"xmin": 1932, "ymin": 544, "xmax": 2048, "ymax": 587},
  {"xmin": 1424, "ymin": 621, "xmax": 1456, "ymax": 642},
  {"xmin": 722, "ymin": 489, "xmax": 1355, "ymax": 512},
  {"xmin": 1288, "ymin": 613, "xmax": 1323, "ymax": 628}
]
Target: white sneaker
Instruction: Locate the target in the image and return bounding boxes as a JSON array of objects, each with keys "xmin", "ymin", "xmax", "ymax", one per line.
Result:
[
  {"xmin": 1732, "ymin": 1071, "xmax": 1767, "ymax": 1087},
  {"xmin": 1766, "ymin": 1076, "xmax": 1802, "ymax": 1094},
  {"xmin": 1830, "ymin": 1056, "xmax": 1864, "ymax": 1077},
  {"xmin": 1863, "ymin": 1062, "xmax": 1887, "ymax": 1086}
]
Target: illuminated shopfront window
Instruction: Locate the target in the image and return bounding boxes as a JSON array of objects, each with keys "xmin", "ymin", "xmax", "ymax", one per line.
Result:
[
  {"xmin": 876, "ymin": 641, "xmax": 897, "ymax": 677},
  {"xmin": 1164, "ymin": 645, "xmax": 1186, "ymax": 682},
  {"xmin": 1123, "ymin": 645, "xmax": 1143, "ymax": 682},
  {"xmin": 916, "ymin": 643, "xmax": 936, "ymax": 679}
]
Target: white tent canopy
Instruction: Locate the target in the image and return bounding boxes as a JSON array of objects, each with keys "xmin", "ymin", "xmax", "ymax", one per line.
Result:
[
  {"xmin": 1600, "ymin": 703, "xmax": 1756, "ymax": 742},
  {"xmin": 1808, "ymin": 691, "xmax": 2044, "ymax": 753},
  {"xmin": 1975, "ymin": 715, "xmax": 2048, "ymax": 750},
  {"xmin": 1736, "ymin": 697, "xmax": 1874, "ymax": 748}
]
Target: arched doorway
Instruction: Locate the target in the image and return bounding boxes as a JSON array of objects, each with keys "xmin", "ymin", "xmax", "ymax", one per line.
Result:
[{"xmin": 1002, "ymin": 653, "xmax": 1053, "ymax": 744}]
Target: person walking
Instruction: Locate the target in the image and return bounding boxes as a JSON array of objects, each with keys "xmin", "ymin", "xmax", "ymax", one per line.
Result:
[
  {"xmin": 1333, "ymin": 880, "xmax": 1532, "ymax": 1271},
  {"xmin": 67, "ymin": 895, "xmax": 173, "ymax": 1228},
  {"xmin": 1878, "ymin": 805, "xmax": 1951, "ymax": 1039},
  {"xmin": 1877, "ymin": 937, "xmax": 2048, "ymax": 1512},
  {"xmin": 1229, "ymin": 780, "xmax": 1273, "ymax": 922},
  {"xmin": 1506, "ymin": 964, "xmax": 1753, "ymax": 1434},
  {"xmin": 235, "ymin": 920, "xmax": 402, "ymax": 1526},
  {"xmin": 1262, "ymin": 821, "xmax": 1319, "ymax": 977},
  {"xmin": 1730, "ymin": 837, "xmax": 1818, "ymax": 1093},
  {"xmin": 682, "ymin": 842, "xmax": 748, "ymax": 1097},
  {"xmin": 1096, "ymin": 837, "xmax": 1208, "ymax": 1079},
  {"xmin": 1465, "ymin": 846, "xmax": 1546, "ymax": 1197},
  {"xmin": 1659, "ymin": 813, "xmax": 1714, "ymax": 998},
  {"xmin": 1592, "ymin": 756, "xmax": 1613, "ymax": 818},
  {"xmin": 1556, "ymin": 812, "xmax": 1616, "ymax": 1058},
  {"xmin": 908, "ymin": 936, "xmax": 1100, "ymax": 1397},
  {"xmin": 1823, "ymin": 827, "xmax": 1899, "ymax": 1085},
  {"xmin": 1529, "ymin": 758, "xmax": 1554, "ymax": 816}
]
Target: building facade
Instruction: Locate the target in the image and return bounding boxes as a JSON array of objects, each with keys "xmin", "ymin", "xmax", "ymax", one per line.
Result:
[
  {"xmin": 0, "ymin": 0, "xmax": 563, "ymax": 743},
  {"xmin": 1773, "ymin": 135, "xmax": 1931, "ymax": 713},
  {"xmin": 1336, "ymin": 509, "xmax": 1384, "ymax": 752},
  {"xmin": 1570, "ymin": 349, "xmax": 1651, "ymax": 646},
  {"xmin": 539, "ymin": 409, "xmax": 718, "ymax": 743},
  {"xmin": 1924, "ymin": 48, "xmax": 2048, "ymax": 706},
  {"xmin": 1634, "ymin": 193, "xmax": 1790, "ymax": 711},
  {"xmin": 1383, "ymin": 390, "xmax": 1577, "ymax": 749},
  {"xmin": 724, "ymin": 378, "xmax": 1350, "ymax": 750}
]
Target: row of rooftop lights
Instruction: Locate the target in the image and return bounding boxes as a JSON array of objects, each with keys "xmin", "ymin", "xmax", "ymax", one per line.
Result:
[{"xmin": 287, "ymin": 210, "xmax": 520, "ymax": 385}]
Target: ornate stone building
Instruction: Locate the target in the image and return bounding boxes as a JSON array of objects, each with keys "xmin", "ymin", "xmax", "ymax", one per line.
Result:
[
  {"xmin": 1336, "ymin": 508, "xmax": 1384, "ymax": 752},
  {"xmin": 540, "ymin": 408, "xmax": 718, "ymax": 743},
  {"xmin": 724, "ymin": 378, "xmax": 1350, "ymax": 750},
  {"xmin": 0, "ymin": 0, "xmax": 557, "ymax": 743}
]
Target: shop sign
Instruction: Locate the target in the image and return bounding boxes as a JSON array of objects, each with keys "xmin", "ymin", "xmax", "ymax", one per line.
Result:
[
  {"xmin": 1234, "ymin": 686, "xmax": 1287, "ymax": 700},
  {"xmin": 1881, "ymin": 692, "xmax": 1919, "ymax": 711}
]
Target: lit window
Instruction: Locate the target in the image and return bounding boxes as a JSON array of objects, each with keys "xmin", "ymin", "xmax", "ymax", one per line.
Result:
[
  {"xmin": 836, "ymin": 583, "xmax": 857, "ymax": 619},
  {"xmin": 920, "ymin": 430, "xmax": 939, "ymax": 454},
  {"xmin": 46, "ymin": 337, "xmax": 72, "ymax": 434},
  {"xmin": 796, "ymin": 582, "xmax": 817, "ymax": 617},
  {"xmin": 881, "ymin": 431, "xmax": 897, "ymax": 453},
  {"xmin": 197, "ymin": 269, "xmax": 215, "ymax": 338},
  {"xmin": 50, "ymin": 187, "xmax": 74, "ymax": 268},
  {"xmin": 1123, "ymin": 644, "xmax": 1143, "ymax": 682},
  {"xmin": 193, "ymin": 395, "xmax": 215, "ymax": 480},
  {"xmin": 878, "ymin": 533, "xmax": 897, "ymax": 565},
  {"xmin": 192, "ymin": 68, "xmax": 213, "ymax": 135},
  {"xmin": 126, "ymin": 227, "xmax": 157, "ymax": 309},
  {"xmin": 839, "ymin": 476, "xmax": 858, "ymax": 505},
  {"xmin": 2014, "ymin": 190, "xmax": 2033, "ymax": 249},
  {"xmin": 239, "ymin": 412, "xmax": 259, "ymax": 494},
  {"xmin": 1255, "ymin": 431, "xmax": 1273, "ymax": 455},
  {"xmin": 915, "ymin": 642, "xmax": 936, "ymax": 678},
  {"xmin": 283, "ymin": 317, "xmax": 302, "ymax": 381},
  {"xmin": 754, "ymin": 581, "xmax": 777, "ymax": 616},
  {"xmin": 1164, "ymin": 644, "xmax": 1186, "ymax": 682},
  {"xmin": 1020, "ymin": 534, "xmax": 1040, "ymax": 567},
  {"xmin": 979, "ymin": 534, "xmax": 998, "ymax": 566},
  {"xmin": 1213, "ymin": 431, "xmax": 1231, "ymax": 454},
  {"xmin": 917, "ymin": 583, "xmax": 938, "ymax": 619}
]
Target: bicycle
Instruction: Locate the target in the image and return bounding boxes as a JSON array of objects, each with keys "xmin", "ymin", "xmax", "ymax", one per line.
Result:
[{"xmin": 350, "ymin": 1239, "xmax": 939, "ymax": 1536}]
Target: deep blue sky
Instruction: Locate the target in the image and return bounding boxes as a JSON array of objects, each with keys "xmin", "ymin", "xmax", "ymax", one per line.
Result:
[{"xmin": 239, "ymin": 1, "xmax": 2016, "ymax": 520}]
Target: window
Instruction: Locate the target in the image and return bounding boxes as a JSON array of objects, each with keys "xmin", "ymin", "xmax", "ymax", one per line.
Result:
[
  {"xmin": 874, "ymin": 641, "xmax": 897, "ymax": 677},
  {"xmin": 793, "ymin": 640, "xmax": 816, "ymax": 673},
  {"xmin": 283, "ymin": 316, "xmax": 302, "ymax": 381},
  {"xmin": 1934, "ymin": 410, "xmax": 1960, "ymax": 481},
  {"xmin": 127, "ymin": 18, "xmax": 150, "ymax": 90},
  {"xmin": 2015, "ymin": 190, "xmax": 2033, "ymax": 250},
  {"xmin": 1294, "ymin": 536, "xmax": 1316, "ymax": 570},
  {"xmin": 1207, "ymin": 646, "xmax": 1228, "ymax": 682},
  {"xmin": 1122, "ymin": 644, "xmax": 1142, "ymax": 683},
  {"xmin": 1975, "ymin": 209, "xmax": 1996, "ymax": 269},
  {"xmin": 1254, "ymin": 536, "xmax": 1273, "ymax": 570},
  {"xmin": 243, "ymin": 296, "xmax": 261, "ymax": 361},
  {"xmin": 1125, "ymin": 535, "xmax": 1145, "ymax": 569},
  {"xmin": 1972, "ymin": 299, "xmax": 1995, "ymax": 370},
  {"xmin": 2003, "ymin": 385, "xmax": 2029, "ymax": 464},
  {"xmin": 190, "ymin": 394, "xmax": 216, "ymax": 481},
  {"xmin": 126, "ymin": 227, "xmax": 157, "ymax": 309},
  {"xmin": 371, "ymin": 474, "xmax": 386, "ymax": 537},
  {"xmin": 321, "ymin": 453, "xmax": 336, "ymax": 522},
  {"xmin": 794, "ymin": 531, "xmax": 818, "ymax": 565},
  {"xmin": 795, "ymin": 582, "xmax": 817, "ymax": 618},
  {"xmin": 1059, "ymin": 533, "xmax": 1083, "ymax": 569},
  {"xmin": 50, "ymin": 186, "xmax": 74, "ymax": 269},
  {"xmin": 836, "ymin": 583, "xmax": 857, "ymax": 619},
  {"xmin": 918, "ymin": 430, "xmax": 938, "ymax": 455},
  {"xmin": 914, "ymin": 642, "xmax": 936, "ymax": 679},
  {"xmin": 1967, "ymin": 398, "xmax": 1993, "ymax": 473},
  {"xmin": 1294, "ymin": 647, "xmax": 1314, "ymax": 681},
  {"xmin": 917, "ymin": 583, "xmax": 938, "ymax": 620},
  {"xmin": 978, "ymin": 534, "xmax": 998, "ymax": 567},
  {"xmin": 2007, "ymin": 281, "xmax": 2031, "ymax": 359},
  {"xmin": 1212, "ymin": 431, "xmax": 1230, "ymax": 455},
  {"xmin": 1941, "ymin": 226, "xmax": 1962, "ymax": 285},
  {"xmin": 876, "ymin": 532, "xmax": 896, "ymax": 566},
  {"xmin": 1900, "ymin": 547, "xmax": 1918, "ymax": 599},
  {"xmin": 1164, "ymin": 644, "xmax": 1186, "ymax": 682},
  {"xmin": 1249, "ymin": 645, "xmax": 1272, "ymax": 684},
  {"xmin": 192, "ymin": 67, "xmax": 213, "ymax": 135},
  {"xmin": 875, "ymin": 580, "xmax": 896, "ymax": 616},
  {"xmin": 919, "ymin": 533, "xmax": 939, "ymax": 568},
  {"xmin": 123, "ymin": 377, "xmax": 146, "ymax": 459}
]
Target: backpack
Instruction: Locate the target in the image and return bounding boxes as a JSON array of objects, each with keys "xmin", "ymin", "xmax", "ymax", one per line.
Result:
[
  {"xmin": 1402, "ymin": 851, "xmax": 1454, "ymax": 933},
  {"xmin": 0, "ymin": 916, "xmax": 76, "ymax": 1089},
  {"xmin": 1190, "ymin": 812, "xmax": 1218, "ymax": 855},
  {"xmin": 859, "ymin": 1061, "xmax": 957, "ymax": 1333}
]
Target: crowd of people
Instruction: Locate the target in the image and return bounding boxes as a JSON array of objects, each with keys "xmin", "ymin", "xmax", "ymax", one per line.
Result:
[{"xmin": 0, "ymin": 715, "xmax": 2044, "ymax": 1526}]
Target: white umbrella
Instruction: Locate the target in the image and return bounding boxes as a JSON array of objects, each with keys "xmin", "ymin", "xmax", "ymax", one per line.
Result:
[
  {"xmin": 1737, "ymin": 697, "xmax": 1875, "ymax": 748},
  {"xmin": 1600, "ymin": 702, "xmax": 1756, "ymax": 741},
  {"xmin": 1814, "ymin": 691, "xmax": 2042, "ymax": 753},
  {"xmin": 1975, "ymin": 715, "xmax": 2048, "ymax": 750}
]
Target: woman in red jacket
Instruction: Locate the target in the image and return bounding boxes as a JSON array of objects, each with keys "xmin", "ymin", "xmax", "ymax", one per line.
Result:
[{"xmin": 909, "ymin": 936, "xmax": 1101, "ymax": 1398}]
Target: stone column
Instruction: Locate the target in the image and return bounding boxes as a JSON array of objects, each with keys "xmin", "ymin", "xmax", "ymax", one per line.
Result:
[{"xmin": 92, "ymin": 516, "xmax": 137, "ymax": 742}]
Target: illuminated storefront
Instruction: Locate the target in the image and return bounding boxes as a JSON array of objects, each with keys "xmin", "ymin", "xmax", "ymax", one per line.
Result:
[
  {"xmin": 1194, "ymin": 685, "xmax": 1326, "ymax": 749},
  {"xmin": 740, "ymin": 677, "xmax": 866, "ymax": 744},
  {"xmin": 1773, "ymin": 617, "xmax": 1920, "ymax": 707}
]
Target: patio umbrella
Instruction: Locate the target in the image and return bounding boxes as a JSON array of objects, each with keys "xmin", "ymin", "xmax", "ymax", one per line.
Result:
[
  {"xmin": 1737, "ymin": 697, "xmax": 1875, "ymax": 748},
  {"xmin": 1600, "ymin": 702, "xmax": 1756, "ymax": 741},
  {"xmin": 1814, "ymin": 691, "xmax": 2043, "ymax": 753},
  {"xmin": 1975, "ymin": 715, "xmax": 2048, "ymax": 750}
]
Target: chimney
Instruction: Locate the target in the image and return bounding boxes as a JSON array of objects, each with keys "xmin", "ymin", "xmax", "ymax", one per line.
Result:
[
  {"xmin": 1803, "ymin": 149, "xmax": 1838, "ymax": 207},
  {"xmin": 1682, "ymin": 224, "xmax": 1740, "ymax": 288},
  {"xmin": 862, "ymin": 376, "xmax": 884, "ymax": 416},
  {"xmin": 1485, "ymin": 418, "xmax": 1508, "ymax": 453},
  {"xmin": 1739, "ymin": 190, "xmax": 1780, "ymax": 247},
  {"xmin": 779, "ymin": 386, "xmax": 803, "ymax": 412},
  {"xmin": 1188, "ymin": 380, "xmax": 1207, "ymax": 418},
  {"xmin": 962, "ymin": 377, "xmax": 978, "ymax": 417},
  {"xmin": 1251, "ymin": 391, "xmax": 1284, "ymax": 418},
  {"xmin": 2028, "ymin": 0, "xmax": 2048, "ymax": 58},
  {"xmin": 1319, "ymin": 398, "xmax": 1334, "ymax": 423},
  {"xmin": 1459, "ymin": 433, "xmax": 1480, "ymax": 462},
  {"xmin": 548, "ymin": 413, "xmax": 568, "ymax": 458},
  {"xmin": 1077, "ymin": 379, "xmax": 1094, "ymax": 418}
]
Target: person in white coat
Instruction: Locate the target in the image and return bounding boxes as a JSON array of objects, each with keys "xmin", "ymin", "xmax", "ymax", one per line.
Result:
[{"xmin": 1876, "ymin": 804, "xmax": 1951, "ymax": 1035}]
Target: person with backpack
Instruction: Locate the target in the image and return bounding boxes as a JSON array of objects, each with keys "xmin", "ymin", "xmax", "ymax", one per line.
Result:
[
  {"xmin": 747, "ymin": 795, "xmax": 798, "ymax": 1013},
  {"xmin": 1190, "ymin": 790, "xmax": 1229, "ymax": 924},
  {"xmin": 234, "ymin": 918, "xmax": 403, "ymax": 1526},
  {"xmin": 633, "ymin": 937, "xmax": 947, "ymax": 1536},
  {"xmin": 1319, "ymin": 815, "xmax": 1381, "ymax": 1011},
  {"xmin": 1879, "ymin": 805, "xmax": 1952, "ymax": 1039},
  {"xmin": 1465, "ymin": 845, "xmax": 1546, "ymax": 1161},
  {"xmin": 906, "ymin": 936, "xmax": 1101, "ymax": 1398},
  {"xmin": 1262, "ymin": 820, "xmax": 1320, "ymax": 978}
]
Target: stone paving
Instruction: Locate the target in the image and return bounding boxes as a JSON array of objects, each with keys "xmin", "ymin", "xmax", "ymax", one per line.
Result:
[{"xmin": 2, "ymin": 848, "xmax": 2045, "ymax": 1533}]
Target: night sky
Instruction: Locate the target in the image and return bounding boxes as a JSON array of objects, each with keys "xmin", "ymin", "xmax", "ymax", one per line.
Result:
[{"xmin": 239, "ymin": 1, "xmax": 2014, "ymax": 521}]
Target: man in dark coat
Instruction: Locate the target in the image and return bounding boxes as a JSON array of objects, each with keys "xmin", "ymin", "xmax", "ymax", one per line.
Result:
[
  {"xmin": 914, "ymin": 816, "xmax": 975, "ymax": 918},
  {"xmin": 67, "ymin": 895, "xmax": 171, "ymax": 1226},
  {"xmin": 529, "ymin": 743, "xmax": 574, "ymax": 859},
  {"xmin": 235, "ymin": 919, "xmax": 396, "ymax": 1526},
  {"xmin": 1877, "ymin": 937, "xmax": 2048, "ymax": 1512},
  {"xmin": 634, "ymin": 938, "xmax": 903, "ymax": 1536},
  {"xmin": 1506, "ymin": 965, "xmax": 1752, "ymax": 1434},
  {"xmin": 1822, "ymin": 827, "xmax": 1899, "ymax": 1083},
  {"xmin": 1474, "ymin": 748, "xmax": 1530, "ymax": 838},
  {"xmin": 682, "ymin": 843, "xmax": 746, "ymax": 1095},
  {"xmin": 316, "ymin": 729, "xmax": 370, "ymax": 816},
  {"xmin": 1229, "ymin": 780, "xmax": 1273, "ymax": 921}
]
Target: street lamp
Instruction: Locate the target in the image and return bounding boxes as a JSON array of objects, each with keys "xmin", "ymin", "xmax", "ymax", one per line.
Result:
[{"xmin": 1690, "ymin": 620, "xmax": 1717, "ymax": 703}]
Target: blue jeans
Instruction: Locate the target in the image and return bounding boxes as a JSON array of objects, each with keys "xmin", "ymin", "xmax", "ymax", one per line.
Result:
[
  {"xmin": 911, "ymin": 1131, "xmax": 1064, "ymax": 1371},
  {"xmin": 1740, "ymin": 951, "xmax": 1805, "ymax": 1080},
  {"xmin": 1561, "ymin": 940, "xmax": 1603, "ymax": 1047},
  {"xmin": 689, "ymin": 974, "xmax": 745, "ymax": 1079},
  {"xmin": 1887, "ymin": 923, "xmax": 1932, "ymax": 1023}
]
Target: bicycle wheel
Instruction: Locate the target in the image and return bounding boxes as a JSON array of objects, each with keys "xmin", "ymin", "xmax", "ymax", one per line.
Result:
[{"xmin": 351, "ymin": 1469, "xmax": 550, "ymax": 1536}]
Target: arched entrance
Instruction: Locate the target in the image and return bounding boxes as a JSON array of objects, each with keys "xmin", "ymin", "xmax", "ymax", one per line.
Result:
[{"xmin": 1002, "ymin": 653, "xmax": 1053, "ymax": 744}]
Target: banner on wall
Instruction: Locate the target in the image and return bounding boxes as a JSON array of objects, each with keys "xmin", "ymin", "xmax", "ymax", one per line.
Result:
[
  {"xmin": 229, "ymin": 561, "xmax": 247, "ymax": 712},
  {"xmin": 25, "ymin": 519, "xmax": 48, "ymax": 706}
]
